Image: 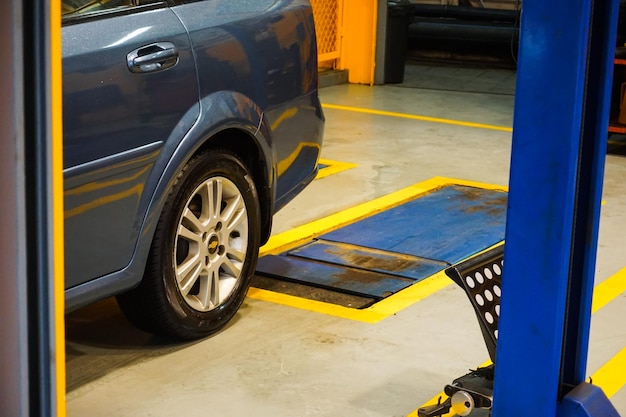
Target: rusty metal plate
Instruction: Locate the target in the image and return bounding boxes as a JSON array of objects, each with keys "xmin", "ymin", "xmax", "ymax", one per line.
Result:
[
  {"xmin": 289, "ymin": 240, "xmax": 448, "ymax": 281},
  {"xmin": 256, "ymin": 255, "xmax": 416, "ymax": 299}
]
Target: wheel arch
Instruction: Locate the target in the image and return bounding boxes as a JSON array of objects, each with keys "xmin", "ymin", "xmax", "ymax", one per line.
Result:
[
  {"xmin": 193, "ymin": 127, "xmax": 275, "ymax": 244},
  {"xmin": 143, "ymin": 92, "xmax": 276, "ymax": 264}
]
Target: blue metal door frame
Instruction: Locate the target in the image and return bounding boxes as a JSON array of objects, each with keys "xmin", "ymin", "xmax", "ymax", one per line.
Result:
[{"xmin": 493, "ymin": 0, "xmax": 620, "ymax": 416}]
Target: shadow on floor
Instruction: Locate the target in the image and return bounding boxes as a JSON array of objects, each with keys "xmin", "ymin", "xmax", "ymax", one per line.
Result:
[{"xmin": 65, "ymin": 297, "xmax": 239, "ymax": 391}]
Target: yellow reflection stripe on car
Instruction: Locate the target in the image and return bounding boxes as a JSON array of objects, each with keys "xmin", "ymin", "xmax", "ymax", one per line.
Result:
[
  {"xmin": 316, "ymin": 158, "xmax": 358, "ymax": 179},
  {"xmin": 253, "ymin": 177, "xmax": 507, "ymax": 322},
  {"xmin": 64, "ymin": 183, "xmax": 144, "ymax": 219},
  {"xmin": 64, "ymin": 164, "xmax": 151, "ymax": 195},
  {"xmin": 275, "ymin": 141, "xmax": 322, "ymax": 176},
  {"xmin": 322, "ymin": 103, "xmax": 513, "ymax": 132},
  {"xmin": 409, "ymin": 265, "xmax": 626, "ymax": 417},
  {"xmin": 270, "ymin": 107, "xmax": 298, "ymax": 131}
]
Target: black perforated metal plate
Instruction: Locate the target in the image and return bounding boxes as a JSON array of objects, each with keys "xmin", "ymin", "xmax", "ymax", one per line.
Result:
[{"xmin": 445, "ymin": 245, "xmax": 504, "ymax": 362}]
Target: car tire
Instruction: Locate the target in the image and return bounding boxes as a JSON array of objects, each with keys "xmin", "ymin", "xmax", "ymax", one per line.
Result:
[{"xmin": 117, "ymin": 149, "xmax": 261, "ymax": 340}]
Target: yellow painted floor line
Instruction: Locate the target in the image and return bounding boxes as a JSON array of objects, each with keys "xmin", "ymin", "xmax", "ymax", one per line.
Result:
[
  {"xmin": 248, "ymin": 270, "xmax": 453, "ymax": 324},
  {"xmin": 322, "ymin": 103, "xmax": 513, "ymax": 133},
  {"xmin": 592, "ymin": 266, "xmax": 626, "ymax": 313},
  {"xmin": 316, "ymin": 158, "xmax": 358, "ymax": 180},
  {"xmin": 410, "ymin": 266, "xmax": 626, "ymax": 417},
  {"xmin": 591, "ymin": 346, "xmax": 626, "ymax": 398},
  {"xmin": 246, "ymin": 287, "xmax": 389, "ymax": 323},
  {"xmin": 248, "ymin": 177, "xmax": 507, "ymax": 322}
]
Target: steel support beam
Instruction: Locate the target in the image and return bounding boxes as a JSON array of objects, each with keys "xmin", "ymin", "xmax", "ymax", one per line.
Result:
[{"xmin": 493, "ymin": 0, "xmax": 620, "ymax": 416}]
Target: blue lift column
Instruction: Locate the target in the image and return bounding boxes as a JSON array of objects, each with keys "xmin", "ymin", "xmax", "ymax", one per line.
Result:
[{"xmin": 492, "ymin": 0, "xmax": 621, "ymax": 417}]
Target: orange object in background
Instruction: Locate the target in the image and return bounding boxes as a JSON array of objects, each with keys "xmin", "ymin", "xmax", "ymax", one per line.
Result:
[
  {"xmin": 311, "ymin": 0, "xmax": 378, "ymax": 85},
  {"xmin": 310, "ymin": 0, "xmax": 342, "ymax": 64}
]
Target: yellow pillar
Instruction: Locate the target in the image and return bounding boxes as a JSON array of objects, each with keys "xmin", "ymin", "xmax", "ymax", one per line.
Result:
[{"xmin": 337, "ymin": 0, "xmax": 378, "ymax": 85}]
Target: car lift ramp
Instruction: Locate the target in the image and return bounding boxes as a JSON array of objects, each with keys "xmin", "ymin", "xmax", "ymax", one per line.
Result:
[{"xmin": 418, "ymin": 0, "xmax": 623, "ymax": 416}]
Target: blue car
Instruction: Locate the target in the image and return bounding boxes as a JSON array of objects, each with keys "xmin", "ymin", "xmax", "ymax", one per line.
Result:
[{"xmin": 62, "ymin": 0, "xmax": 324, "ymax": 339}]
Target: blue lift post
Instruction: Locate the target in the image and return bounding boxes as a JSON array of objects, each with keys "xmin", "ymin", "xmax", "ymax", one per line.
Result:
[{"xmin": 493, "ymin": 0, "xmax": 621, "ymax": 417}]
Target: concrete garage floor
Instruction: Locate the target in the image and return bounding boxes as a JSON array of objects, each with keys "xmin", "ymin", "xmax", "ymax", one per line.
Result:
[{"xmin": 66, "ymin": 63, "xmax": 626, "ymax": 416}]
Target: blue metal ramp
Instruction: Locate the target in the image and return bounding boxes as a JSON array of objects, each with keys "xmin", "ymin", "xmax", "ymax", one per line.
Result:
[{"xmin": 255, "ymin": 184, "xmax": 507, "ymax": 306}]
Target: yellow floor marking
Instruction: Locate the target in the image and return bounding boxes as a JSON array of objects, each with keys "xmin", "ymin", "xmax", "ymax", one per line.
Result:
[
  {"xmin": 362, "ymin": 270, "xmax": 451, "ymax": 320},
  {"xmin": 276, "ymin": 142, "xmax": 321, "ymax": 176},
  {"xmin": 316, "ymin": 158, "xmax": 358, "ymax": 180},
  {"xmin": 410, "ymin": 266, "xmax": 626, "ymax": 416},
  {"xmin": 591, "ymin": 347, "xmax": 626, "ymax": 398},
  {"xmin": 248, "ymin": 270, "xmax": 452, "ymax": 323},
  {"xmin": 592, "ymin": 267, "xmax": 626, "ymax": 313},
  {"xmin": 586, "ymin": 266, "xmax": 626, "ymax": 399},
  {"xmin": 250, "ymin": 177, "xmax": 507, "ymax": 322},
  {"xmin": 246, "ymin": 287, "xmax": 388, "ymax": 323},
  {"xmin": 322, "ymin": 103, "xmax": 513, "ymax": 133}
]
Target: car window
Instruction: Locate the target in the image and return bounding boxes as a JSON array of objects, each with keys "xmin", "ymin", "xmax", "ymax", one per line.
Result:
[
  {"xmin": 62, "ymin": 0, "xmax": 162, "ymax": 18},
  {"xmin": 62, "ymin": 0, "xmax": 136, "ymax": 16}
]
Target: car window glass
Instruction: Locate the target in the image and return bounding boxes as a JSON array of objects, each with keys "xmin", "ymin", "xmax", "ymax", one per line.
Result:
[
  {"xmin": 62, "ymin": 0, "xmax": 162, "ymax": 18},
  {"xmin": 62, "ymin": 0, "xmax": 136, "ymax": 16}
]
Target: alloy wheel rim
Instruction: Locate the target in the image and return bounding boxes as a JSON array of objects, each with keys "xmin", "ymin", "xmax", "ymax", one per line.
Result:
[{"xmin": 174, "ymin": 176, "xmax": 248, "ymax": 312}]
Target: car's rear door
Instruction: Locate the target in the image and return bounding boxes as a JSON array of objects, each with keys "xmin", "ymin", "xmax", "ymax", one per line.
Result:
[{"xmin": 62, "ymin": 0, "xmax": 199, "ymax": 289}]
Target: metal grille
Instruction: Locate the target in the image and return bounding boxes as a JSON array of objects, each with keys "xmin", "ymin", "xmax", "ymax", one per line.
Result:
[
  {"xmin": 310, "ymin": 0, "xmax": 342, "ymax": 63},
  {"xmin": 445, "ymin": 245, "xmax": 504, "ymax": 362}
]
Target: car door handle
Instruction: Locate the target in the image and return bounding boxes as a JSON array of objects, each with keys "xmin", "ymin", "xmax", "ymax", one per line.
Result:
[{"xmin": 127, "ymin": 42, "xmax": 178, "ymax": 74}]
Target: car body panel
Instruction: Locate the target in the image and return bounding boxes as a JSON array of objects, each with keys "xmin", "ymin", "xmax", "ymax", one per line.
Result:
[
  {"xmin": 263, "ymin": 92, "xmax": 324, "ymax": 208},
  {"xmin": 62, "ymin": 5, "xmax": 199, "ymax": 288},
  {"xmin": 172, "ymin": 0, "xmax": 324, "ymax": 207},
  {"xmin": 65, "ymin": 91, "xmax": 267, "ymax": 311},
  {"xmin": 62, "ymin": 0, "xmax": 324, "ymax": 311}
]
